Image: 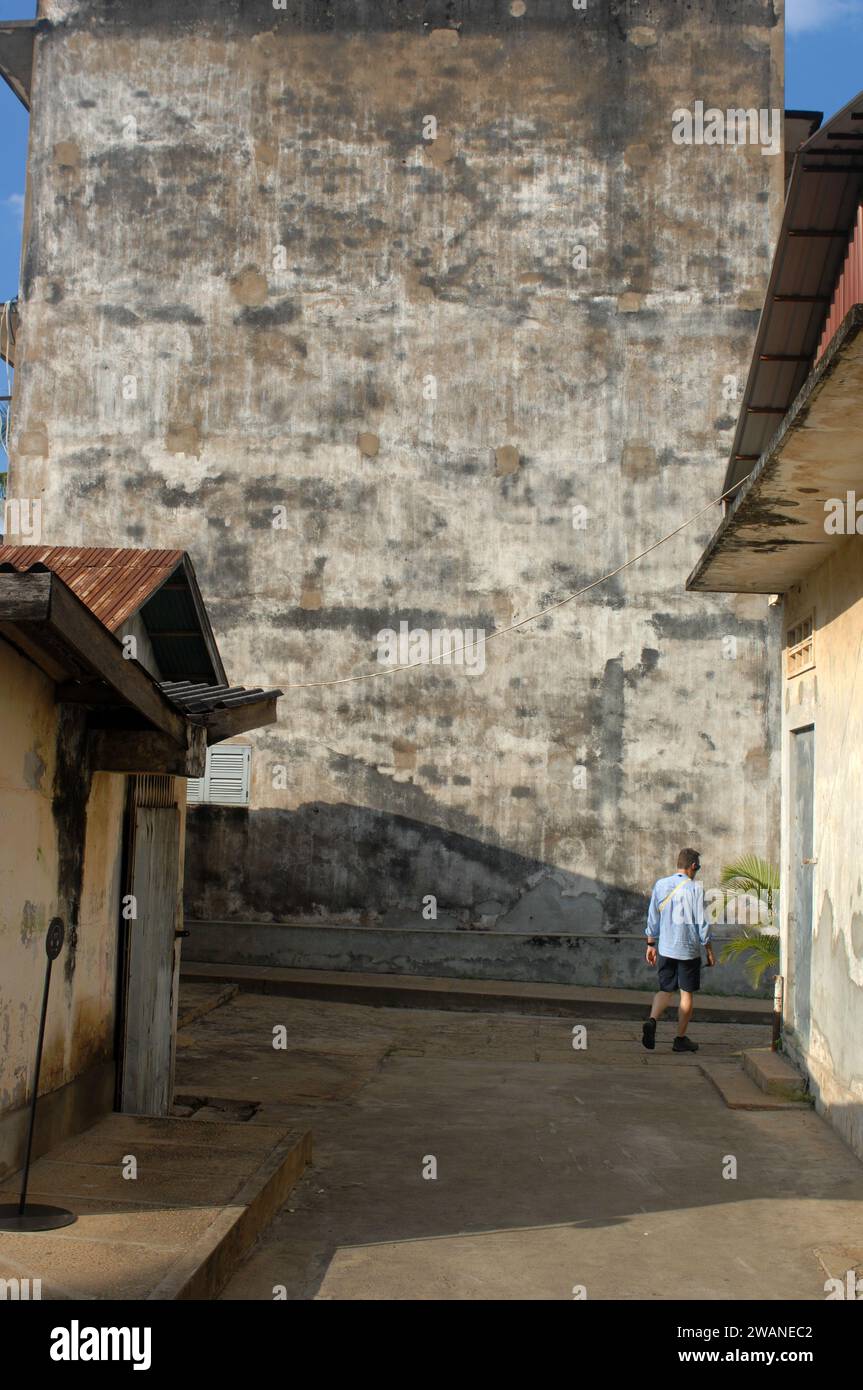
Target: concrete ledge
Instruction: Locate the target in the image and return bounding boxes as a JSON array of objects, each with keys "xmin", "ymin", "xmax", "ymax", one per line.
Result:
[
  {"xmin": 743, "ymin": 1047, "xmax": 809, "ymax": 1100},
  {"xmin": 181, "ymin": 960, "xmax": 773, "ymax": 1025},
  {"xmin": 183, "ymin": 919, "xmax": 769, "ymax": 999}
]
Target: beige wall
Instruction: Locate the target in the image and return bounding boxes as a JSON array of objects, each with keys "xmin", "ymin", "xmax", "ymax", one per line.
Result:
[
  {"xmin": 782, "ymin": 537, "xmax": 863, "ymax": 1160},
  {"xmin": 0, "ymin": 636, "xmax": 125, "ymax": 1178}
]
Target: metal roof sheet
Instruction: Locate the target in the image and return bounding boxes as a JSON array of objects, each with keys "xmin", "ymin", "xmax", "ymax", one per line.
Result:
[
  {"xmin": 725, "ymin": 91, "xmax": 863, "ymax": 493},
  {"xmin": 784, "ymin": 110, "xmax": 822, "ymax": 191},
  {"xmin": 688, "ymin": 306, "xmax": 863, "ymax": 595},
  {"xmin": 0, "ymin": 545, "xmax": 185, "ymax": 631},
  {"xmin": 160, "ymin": 679, "xmax": 283, "ymax": 716}
]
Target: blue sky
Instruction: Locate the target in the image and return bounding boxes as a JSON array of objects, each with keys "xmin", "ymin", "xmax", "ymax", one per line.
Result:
[
  {"xmin": 0, "ymin": 0, "xmax": 33, "ymax": 314},
  {"xmin": 1, "ymin": 0, "xmax": 862, "ymax": 466}
]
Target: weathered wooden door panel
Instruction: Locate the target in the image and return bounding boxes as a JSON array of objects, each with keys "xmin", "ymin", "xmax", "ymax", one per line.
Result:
[
  {"xmin": 788, "ymin": 725, "xmax": 815, "ymax": 1048},
  {"xmin": 121, "ymin": 804, "xmax": 180, "ymax": 1115}
]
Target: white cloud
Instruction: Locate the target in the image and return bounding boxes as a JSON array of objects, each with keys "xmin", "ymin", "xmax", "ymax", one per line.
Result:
[
  {"xmin": 786, "ymin": 0, "xmax": 861, "ymax": 35},
  {"xmin": 1, "ymin": 193, "xmax": 24, "ymax": 225}
]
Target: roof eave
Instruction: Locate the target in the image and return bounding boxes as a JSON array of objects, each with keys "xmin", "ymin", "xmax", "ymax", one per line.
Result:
[
  {"xmin": 688, "ymin": 305, "xmax": 863, "ymax": 594},
  {"xmin": 0, "ymin": 20, "xmax": 45, "ymax": 111},
  {"xmin": 0, "ymin": 567, "xmax": 206, "ymax": 774},
  {"xmin": 723, "ymin": 88, "xmax": 863, "ymax": 496},
  {"xmin": 198, "ymin": 693, "xmax": 281, "ymax": 745}
]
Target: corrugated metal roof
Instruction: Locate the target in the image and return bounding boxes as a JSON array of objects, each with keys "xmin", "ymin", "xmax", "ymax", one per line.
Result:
[
  {"xmin": 160, "ymin": 680, "xmax": 283, "ymax": 716},
  {"xmin": 784, "ymin": 110, "xmax": 822, "ymax": 191},
  {"xmin": 688, "ymin": 306, "xmax": 863, "ymax": 595},
  {"xmin": 725, "ymin": 91, "xmax": 863, "ymax": 493},
  {"xmin": 0, "ymin": 545, "xmax": 185, "ymax": 631}
]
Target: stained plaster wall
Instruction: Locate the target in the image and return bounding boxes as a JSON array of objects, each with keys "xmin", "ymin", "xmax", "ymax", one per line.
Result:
[
  {"xmin": 10, "ymin": 1, "xmax": 783, "ymax": 949},
  {"xmin": 781, "ymin": 540, "xmax": 863, "ymax": 1161},
  {"xmin": 0, "ymin": 637, "xmax": 124, "ymax": 1179}
]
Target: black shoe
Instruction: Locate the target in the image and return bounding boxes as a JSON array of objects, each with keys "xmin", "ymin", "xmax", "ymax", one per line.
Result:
[
  {"xmin": 672, "ymin": 1035, "xmax": 698, "ymax": 1053},
  {"xmin": 642, "ymin": 1018, "xmax": 657, "ymax": 1051}
]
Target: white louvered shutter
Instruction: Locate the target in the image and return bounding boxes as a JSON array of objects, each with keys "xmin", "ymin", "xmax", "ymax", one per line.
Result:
[
  {"xmin": 185, "ymin": 773, "xmax": 205, "ymax": 804},
  {"xmin": 186, "ymin": 746, "xmax": 251, "ymax": 805}
]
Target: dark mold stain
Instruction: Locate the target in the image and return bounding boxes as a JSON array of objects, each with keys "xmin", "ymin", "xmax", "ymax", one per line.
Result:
[
  {"xmin": 52, "ymin": 706, "xmax": 92, "ymax": 986},
  {"xmin": 234, "ymin": 300, "xmax": 300, "ymax": 328}
]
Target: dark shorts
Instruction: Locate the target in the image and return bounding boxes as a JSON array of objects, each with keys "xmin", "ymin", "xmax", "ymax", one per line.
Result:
[{"xmin": 657, "ymin": 953, "xmax": 701, "ymax": 994}]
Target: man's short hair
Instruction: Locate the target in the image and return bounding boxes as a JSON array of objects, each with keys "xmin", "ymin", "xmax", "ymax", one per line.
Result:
[{"xmin": 677, "ymin": 847, "xmax": 701, "ymax": 871}]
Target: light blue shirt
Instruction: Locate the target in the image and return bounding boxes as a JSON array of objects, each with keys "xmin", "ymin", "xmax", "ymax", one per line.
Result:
[{"xmin": 646, "ymin": 873, "xmax": 712, "ymax": 960}]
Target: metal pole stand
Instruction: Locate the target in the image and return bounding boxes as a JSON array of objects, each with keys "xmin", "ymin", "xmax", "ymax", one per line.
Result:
[{"xmin": 0, "ymin": 918, "xmax": 77, "ymax": 1232}]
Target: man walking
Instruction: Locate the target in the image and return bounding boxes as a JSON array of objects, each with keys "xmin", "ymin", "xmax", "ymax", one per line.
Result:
[{"xmin": 642, "ymin": 848, "xmax": 715, "ymax": 1053}]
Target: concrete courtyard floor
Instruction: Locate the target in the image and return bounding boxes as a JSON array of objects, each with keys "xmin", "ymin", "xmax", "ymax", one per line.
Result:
[{"xmin": 172, "ymin": 988, "xmax": 863, "ymax": 1301}]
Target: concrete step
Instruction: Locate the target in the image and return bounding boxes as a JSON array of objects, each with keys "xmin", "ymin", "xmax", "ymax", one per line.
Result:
[
  {"xmin": 700, "ymin": 1061, "xmax": 811, "ymax": 1111},
  {"xmin": 743, "ymin": 1046, "xmax": 809, "ymax": 1101},
  {"xmin": 153, "ymin": 1124, "xmax": 312, "ymax": 1300},
  {"xmin": 0, "ymin": 1113, "xmax": 312, "ymax": 1300},
  {"xmin": 181, "ymin": 959, "xmax": 772, "ymax": 1025}
]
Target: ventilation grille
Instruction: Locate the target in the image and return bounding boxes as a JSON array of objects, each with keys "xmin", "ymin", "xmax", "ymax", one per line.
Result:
[
  {"xmin": 130, "ymin": 774, "xmax": 178, "ymax": 809},
  {"xmin": 787, "ymin": 614, "xmax": 815, "ymax": 677}
]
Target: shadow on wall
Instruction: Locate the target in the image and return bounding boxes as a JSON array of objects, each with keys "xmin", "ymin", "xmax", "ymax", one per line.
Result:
[
  {"xmin": 182, "ymin": 802, "xmax": 647, "ymax": 932},
  {"xmin": 182, "ymin": 804, "xmax": 769, "ymax": 998}
]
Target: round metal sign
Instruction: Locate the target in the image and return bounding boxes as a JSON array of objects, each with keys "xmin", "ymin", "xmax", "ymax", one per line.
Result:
[{"xmin": 46, "ymin": 918, "xmax": 65, "ymax": 961}]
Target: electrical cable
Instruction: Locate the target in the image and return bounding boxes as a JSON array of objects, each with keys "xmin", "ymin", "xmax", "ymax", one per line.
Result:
[{"xmin": 281, "ymin": 473, "xmax": 751, "ymax": 690}]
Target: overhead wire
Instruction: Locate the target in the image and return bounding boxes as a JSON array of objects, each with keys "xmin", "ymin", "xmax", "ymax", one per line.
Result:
[{"xmin": 281, "ymin": 473, "xmax": 751, "ymax": 690}]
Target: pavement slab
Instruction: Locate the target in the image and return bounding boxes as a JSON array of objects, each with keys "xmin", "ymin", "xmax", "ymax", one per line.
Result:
[{"xmin": 167, "ymin": 993, "xmax": 863, "ymax": 1302}]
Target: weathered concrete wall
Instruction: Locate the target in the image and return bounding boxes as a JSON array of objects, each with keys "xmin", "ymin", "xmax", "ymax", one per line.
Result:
[
  {"xmin": 0, "ymin": 637, "xmax": 124, "ymax": 1179},
  {"xmin": 781, "ymin": 541, "xmax": 863, "ymax": 1161},
  {"xmin": 11, "ymin": 2, "xmax": 783, "ymax": 948}
]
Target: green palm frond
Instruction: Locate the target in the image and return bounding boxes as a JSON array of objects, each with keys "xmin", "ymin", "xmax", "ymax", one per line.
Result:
[
  {"xmin": 720, "ymin": 929, "xmax": 780, "ymax": 987},
  {"xmin": 716, "ymin": 856, "xmax": 781, "ymax": 988},
  {"xmin": 719, "ymin": 855, "xmax": 780, "ymax": 899}
]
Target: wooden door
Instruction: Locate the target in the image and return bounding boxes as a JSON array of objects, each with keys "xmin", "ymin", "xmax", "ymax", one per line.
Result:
[
  {"xmin": 788, "ymin": 725, "xmax": 815, "ymax": 1049},
  {"xmin": 119, "ymin": 778, "xmax": 181, "ymax": 1115}
]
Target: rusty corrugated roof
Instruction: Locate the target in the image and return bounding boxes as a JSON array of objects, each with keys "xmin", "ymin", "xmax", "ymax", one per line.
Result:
[{"xmin": 0, "ymin": 545, "xmax": 185, "ymax": 631}]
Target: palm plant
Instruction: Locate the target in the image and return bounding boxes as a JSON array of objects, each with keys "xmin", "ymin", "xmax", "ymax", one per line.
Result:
[{"xmin": 716, "ymin": 855, "xmax": 781, "ymax": 987}]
